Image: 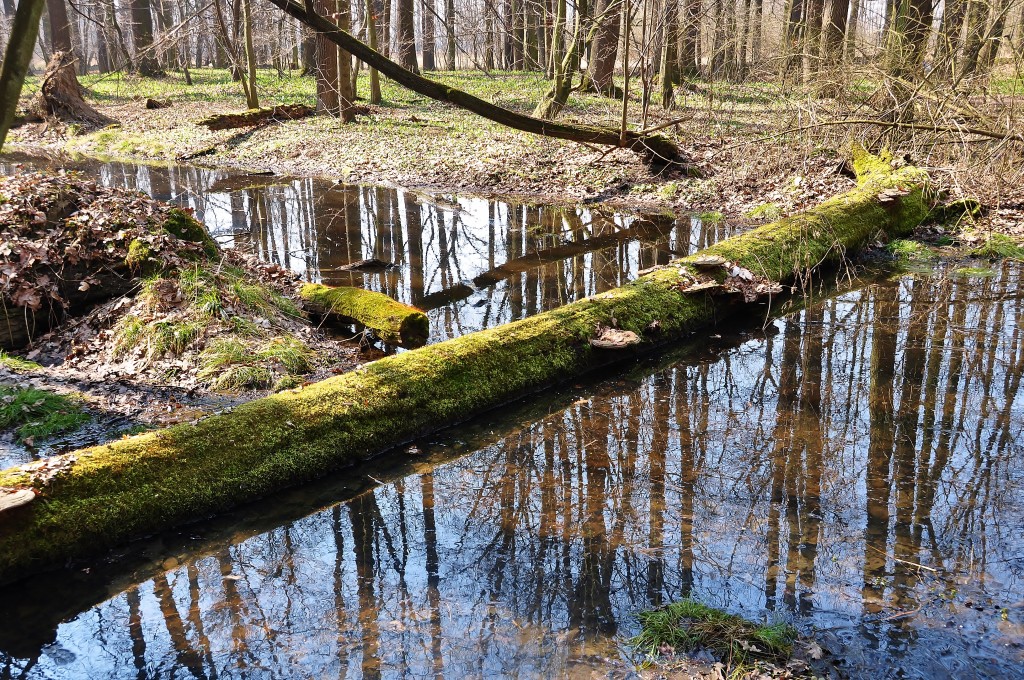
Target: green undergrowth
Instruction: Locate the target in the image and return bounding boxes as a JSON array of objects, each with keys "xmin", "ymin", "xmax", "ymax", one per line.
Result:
[
  {"xmin": 631, "ymin": 599, "xmax": 798, "ymax": 677},
  {"xmin": 113, "ymin": 262, "xmax": 312, "ymax": 390},
  {"xmin": 0, "ymin": 350, "xmax": 41, "ymax": 373},
  {"xmin": 0, "ymin": 387, "xmax": 89, "ymax": 443},
  {"xmin": 968, "ymin": 233, "xmax": 1024, "ymax": 260},
  {"xmin": 744, "ymin": 202, "xmax": 782, "ymax": 221},
  {"xmin": 199, "ymin": 337, "xmax": 314, "ymax": 391},
  {"xmin": 886, "ymin": 238, "xmax": 934, "ymax": 261}
]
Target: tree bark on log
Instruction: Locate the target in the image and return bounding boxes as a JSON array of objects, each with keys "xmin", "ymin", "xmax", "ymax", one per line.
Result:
[
  {"xmin": 197, "ymin": 104, "xmax": 316, "ymax": 129},
  {"xmin": 261, "ymin": 0, "xmax": 688, "ymax": 167},
  {"xmin": 300, "ymin": 283, "xmax": 429, "ymax": 347},
  {"xmin": 0, "ymin": 150, "xmax": 933, "ymax": 585}
]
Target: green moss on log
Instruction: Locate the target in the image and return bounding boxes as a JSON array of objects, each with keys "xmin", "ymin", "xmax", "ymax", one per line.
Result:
[
  {"xmin": 300, "ymin": 284, "xmax": 430, "ymax": 348},
  {"xmin": 0, "ymin": 151, "xmax": 933, "ymax": 585},
  {"xmin": 163, "ymin": 208, "xmax": 219, "ymax": 257}
]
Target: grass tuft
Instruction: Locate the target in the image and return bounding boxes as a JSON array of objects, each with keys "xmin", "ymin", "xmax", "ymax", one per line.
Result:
[
  {"xmin": 886, "ymin": 238, "xmax": 932, "ymax": 261},
  {"xmin": 0, "ymin": 387, "xmax": 90, "ymax": 443},
  {"xmin": 199, "ymin": 336, "xmax": 314, "ymax": 391},
  {"xmin": 744, "ymin": 202, "xmax": 782, "ymax": 221},
  {"xmin": 631, "ymin": 598, "xmax": 797, "ymax": 676},
  {"xmin": 968, "ymin": 233, "xmax": 1024, "ymax": 260}
]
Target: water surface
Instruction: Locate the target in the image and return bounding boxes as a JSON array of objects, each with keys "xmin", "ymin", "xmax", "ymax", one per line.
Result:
[{"xmin": 2, "ymin": 262, "xmax": 1022, "ymax": 679}]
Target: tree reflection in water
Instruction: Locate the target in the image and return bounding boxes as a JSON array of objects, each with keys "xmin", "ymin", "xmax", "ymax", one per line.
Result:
[{"xmin": 2, "ymin": 263, "xmax": 1022, "ymax": 679}]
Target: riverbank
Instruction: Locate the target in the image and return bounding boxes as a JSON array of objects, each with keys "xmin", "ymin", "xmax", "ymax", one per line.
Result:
[{"xmin": 8, "ymin": 69, "xmax": 1024, "ymax": 238}]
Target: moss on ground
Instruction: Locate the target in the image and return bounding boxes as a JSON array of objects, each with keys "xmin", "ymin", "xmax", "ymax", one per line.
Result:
[
  {"xmin": 0, "ymin": 350, "xmax": 41, "ymax": 373},
  {"xmin": 631, "ymin": 598, "xmax": 798, "ymax": 675},
  {"xmin": 0, "ymin": 152, "xmax": 933, "ymax": 585},
  {"xmin": 0, "ymin": 387, "xmax": 89, "ymax": 443}
]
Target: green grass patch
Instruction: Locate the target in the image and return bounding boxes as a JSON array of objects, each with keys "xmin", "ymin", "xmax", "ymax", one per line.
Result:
[
  {"xmin": 0, "ymin": 350, "xmax": 41, "ymax": 373},
  {"xmin": 199, "ymin": 336, "xmax": 314, "ymax": 391},
  {"xmin": 886, "ymin": 238, "xmax": 933, "ymax": 261},
  {"xmin": 968, "ymin": 233, "xmax": 1024, "ymax": 260},
  {"xmin": 698, "ymin": 210, "xmax": 726, "ymax": 225},
  {"xmin": 744, "ymin": 202, "xmax": 782, "ymax": 221},
  {"xmin": 955, "ymin": 266, "xmax": 998, "ymax": 277},
  {"xmin": 0, "ymin": 387, "xmax": 90, "ymax": 443},
  {"xmin": 631, "ymin": 598, "xmax": 798, "ymax": 675}
]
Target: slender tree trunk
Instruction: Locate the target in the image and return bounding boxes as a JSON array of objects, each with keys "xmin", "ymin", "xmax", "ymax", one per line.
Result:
[
  {"xmin": 395, "ymin": 0, "xmax": 418, "ymax": 72},
  {"xmin": 979, "ymin": 0, "xmax": 1010, "ymax": 72},
  {"xmin": 337, "ymin": 0, "xmax": 355, "ymax": 120},
  {"xmin": 445, "ymin": 0, "xmax": 455, "ymax": 68},
  {"xmin": 659, "ymin": 0, "xmax": 679, "ymax": 106},
  {"xmin": 366, "ymin": 0, "xmax": 383, "ymax": 100},
  {"xmin": 736, "ymin": 0, "xmax": 752, "ymax": 77},
  {"xmin": 484, "ymin": 0, "xmax": 495, "ymax": 69},
  {"xmin": 680, "ymin": 0, "xmax": 699, "ymax": 76},
  {"xmin": 0, "ymin": 0, "xmax": 47, "ymax": 151},
  {"xmin": 421, "ymin": 0, "xmax": 436, "ymax": 69},
  {"xmin": 845, "ymin": 0, "xmax": 860, "ymax": 59},
  {"xmin": 242, "ymin": 0, "xmax": 259, "ymax": 107}
]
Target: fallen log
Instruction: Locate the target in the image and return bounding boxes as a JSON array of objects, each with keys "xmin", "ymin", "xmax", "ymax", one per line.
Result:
[
  {"xmin": 300, "ymin": 283, "xmax": 429, "ymax": 348},
  {"xmin": 198, "ymin": 104, "xmax": 315, "ymax": 130},
  {"xmin": 261, "ymin": 0, "xmax": 691, "ymax": 169},
  {"xmin": 0, "ymin": 149, "xmax": 932, "ymax": 585}
]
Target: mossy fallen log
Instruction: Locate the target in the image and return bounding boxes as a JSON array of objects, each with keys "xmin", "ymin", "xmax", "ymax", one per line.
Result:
[
  {"xmin": 0, "ymin": 150, "xmax": 933, "ymax": 585},
  {"xmin": 198, "ymin": 104, "xmax": 315, "ymax": 130},
  {"xmin": 300, "ymin": 284, "xmax": 429, "ymax": 348}
]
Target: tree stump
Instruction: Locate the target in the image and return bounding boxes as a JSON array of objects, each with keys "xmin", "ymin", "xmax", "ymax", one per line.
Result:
[{"xmin": 31, "ymin": 51, "xmax": 113, "ymax": 128}]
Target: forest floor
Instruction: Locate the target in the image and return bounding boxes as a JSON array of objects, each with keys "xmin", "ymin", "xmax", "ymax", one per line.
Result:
[{"xmin": 8, "ymin": 68, "xmax": 1024, "ymax": 239}]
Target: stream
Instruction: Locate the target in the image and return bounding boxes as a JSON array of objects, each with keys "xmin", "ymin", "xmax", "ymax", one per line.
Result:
[{"xmin": 1, "ymin": 154, "xmax": 1023, "ymax": 678}]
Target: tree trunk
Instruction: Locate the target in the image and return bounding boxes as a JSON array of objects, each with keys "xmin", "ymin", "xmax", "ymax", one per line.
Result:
[
  {"xmin": 0, "ymin": 0, "xmax": 47, "ymax": 152},
  {"xmin": 366, "ymin": 0, "xmax": 383, "ymax": 100},
  {"xmin": 884, "ymin": 0, "xmax": 934, "ymax": 83},
  {"xmin": 934, "ymin": 0, "xmax": 966, "ymax": 78},
  {"xmin": 264, "ymin": 0, "xmax": 688, "ymax": 165},
  {"xmin": 845, "ymin": 0, "xmax": 860, "ymax": 59},
  {"xmin": 314, "ymin": 0, "xmax": 342, "ymax": 111},
  {"xmin": 749, "ymin": 0, "xmax": 763, "ymax": 63},
  {"xmin": 802, "ymin": 0, "xmax": 824, "ymax": 82},
  {"xmin": 659, "ymin": 0, "xmax": 679, "ymax": 107},
  {"xmin": 586, "ymin": 0, "xmax": 621, "ymax": 95},
  {"xmin": 45, "ymin": 0, "xmax": 73, "ymax": 53},
  {"xmin": 533, "ymin": 0, "xmax": 586, "ymax": 118},
  {"xmin": 484, "ymin": 0, "xmax": 495, "ymax": 69},
  {"xmin": 821, "ymin": 0, "xmax": 849, "ymax": 69},
  {"xmin": 978, "ymin": 0, "xmax": 1010, "ymax": 73},
  {"xmin": 421, "ymin": 0, "xmax": 436, "ymax": 70},
  {"xmin": 0, "ymin": 150, "xmax": 934, "ymax": 587},
  {"xmin": 444, "ymin": 0, "xmax": 455, "ymax": 68},
  {"xmin": 32, "ymin": 51, "xmax": 114, "ymax": 126},
  {"xmin": 336, "ymin": 0, "xmax": 356, "ymax": 121},
  {"xmin": 395, "ymin": 0, "xmax": 418, "ymax": 72},
  {"xmin": 680, "ymin": 0, "xmax": 699, "ymax": 76},
  {"xmin": 242, "ymin": 0, "xmax": 260, "ymax": 108},
  {"xmin": 131, "ymin": 0, "xmax": 164, "ymax": 75}
]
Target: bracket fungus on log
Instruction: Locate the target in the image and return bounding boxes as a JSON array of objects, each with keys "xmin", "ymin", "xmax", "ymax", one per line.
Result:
[{"xmin": 0, "ymin": 149, "xmax": 933, "ymax": 585}]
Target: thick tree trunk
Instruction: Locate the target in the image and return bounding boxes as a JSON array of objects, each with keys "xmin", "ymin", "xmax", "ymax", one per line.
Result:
[
  {"xmin": 934, "ymin": 0, "xmax": 967, "ymax": 78},
  {"xmin": 679, "ymin": 0, "xmax": 699, "ymax": 77},
  {"xmin": 802, "ymin": 0, "xmax": 824, "ymax": 82},
  {"xmin": 0, "ymin": 150, "xmax": 934, "ymax": 586},
  {"xmin": 365, "ymin": 0, "xmax": 383, "ymax": 100},
  {"xmin": 659, "ymin": 0, "xmax": 679, "ymax": 107},
  {"xmin": 314, "ymin": 0, "xmax": 342, "ymax": 112},
  {"xmin": 263, "ymin": 0, "xmax": 688, "ymax": 165},
  {"xmin": 845, "ymin": 0, "xmax": 860, "ymax": 59},
  {"xmin": 45, "ymin": 0, "xmax": 73, "ymax": 53},
  {"xmin": 586, "ymin": 0, "xmax": 621, "ymax": 95},
  {"xmin": 821, "ymin": 0, "xmax": 849, "ymax": 69},
  {"xmin": 421, "ymin": 0, "xmax": 436, "ymax": 70},
  {"xmin": 395, "ymin": 0, "xmax": 418, "ymax": 72},
  {"xmin": 241, "ymin": 0, "xmax": 260, "ymax": 108},
  {"xmin": 131, "ymin": 0, "xmax": 164, "ymax": 75}
]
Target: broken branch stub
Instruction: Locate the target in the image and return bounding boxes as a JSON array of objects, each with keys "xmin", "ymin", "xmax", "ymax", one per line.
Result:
[{"xmin": 0, "ymin": 150, "xmax": 932, "ymax": 585}]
